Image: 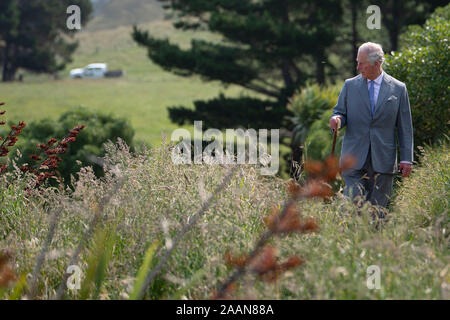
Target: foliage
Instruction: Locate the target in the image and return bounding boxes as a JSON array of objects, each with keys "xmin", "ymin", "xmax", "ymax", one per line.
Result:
[
  {"xmin": 384, "ymin": 4, "xmax": 450, "ymax": 150},
  {"xmin": 0, "ymin": 105, "xmax": 25, "ymax": 172},
  {"xmin": 304, "ymin": 109, "xmax": 344, "ymax": 161},
  {"xmin": 329, "ymin": 0, "xmax": 445, "ymax": 81},
  {"xmin": 13, "ymin": 107, "xmax": 134, "ymax": 185},
  {"xmin": 214, "ymin": 154, "xmax": 357, "ymax": 299},
  {"xmin": 169, "ymin": 93, "xmax": 285, "ymax": 129},
  {"xmin": 133, "ymin": 0, "xmax": 343, "ymax": 130},
  {"xmin": 287, "ymin": 83, "xmax": 341, "ymax": 168},
  {"xmin": 288, "ymin": 83, "xmax": 340, "ymax": 149},
  {"xmin": 1, "ymin": 102, "xmax": 88, "ymax": 189},
  {"xmin": 394, "ymin": 141, "xmax": 449, "ymax": 229},
  {"xmin": 0, "ymin": 0, "xmax": 92, "ymax": 81},
  {"xmin": 0, "ymin": 19, "xmax": 256, "ymax": 147},
  {"xmin": 371, "ymin": 0, "xmax": 448, "ymax": 51},
  {"xmin": 0, "ymin": 139, "xmax": 448, "ymax": 299}
]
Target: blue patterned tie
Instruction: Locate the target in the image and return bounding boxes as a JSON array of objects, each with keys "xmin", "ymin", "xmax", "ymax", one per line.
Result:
[{"xmin": 369, "ymin": 80, "xmax": 375, "ymax": 117}]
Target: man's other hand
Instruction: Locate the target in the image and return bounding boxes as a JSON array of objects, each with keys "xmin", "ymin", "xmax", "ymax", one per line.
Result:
[
  {"xmin": 330, "ymin": 116, "xmax": 342, "ymax": 131},
  {"xmin": 399, "ymin": 163, "xmax": 412, "ymax": 178}
]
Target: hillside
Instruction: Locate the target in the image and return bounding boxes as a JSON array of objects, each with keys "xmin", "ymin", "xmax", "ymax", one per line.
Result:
[
  {"xmin": 87, "ymin": 0, "xmax": 166, "ymax": 31},
  {"xmin": 0, "ymin": 20, "xmax": 256, "ymax": 147}
]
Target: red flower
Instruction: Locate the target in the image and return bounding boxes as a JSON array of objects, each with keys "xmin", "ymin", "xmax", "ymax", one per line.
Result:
[
  {"xmin": 340, "ymin": 154, "xmax": 357, "ymax": 171},
  {"xmin": 224, "ymin": 250, "xmax": 247, "ymax": 268},
  {"xmin": 280, "ymin": 256, "xmax": 304, "ymax": 271},
  {"xmin": 304, "ymin": 160, "xmax": 324, "ymax": 175},
  {"xmin": 0, "ymin": 251, "xmax": 18, "ymax": 288},
  {"xmin": 0, "ymin": 147, "xmax": 9, "ymax": 157},
  {"xmin": 286, "ymin": 180, "xmax": 302, "ymax": 196},
  {"xmin": 324, "ymin": 155, "xmax": 340, "ymax": 182},
  {"xmin": 304, "ymin": 180, "xmax": 333, "ymax": 199},
  {"xmin": 30, "ymin": 154, "xmax": 41, "ymax": 161},
  {"xmin": 248, "ymin": 246, "xmax": 278, "ymax": 276}
]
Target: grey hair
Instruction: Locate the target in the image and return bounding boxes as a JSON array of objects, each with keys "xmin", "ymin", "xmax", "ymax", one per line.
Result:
[{"xmin": 358, "ymin": 42, "xmax": 385, "ymax": 65}]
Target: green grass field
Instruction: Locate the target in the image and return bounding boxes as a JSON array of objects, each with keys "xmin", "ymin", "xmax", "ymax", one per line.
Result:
[{"xmin": 0, "ymin": 21, "xmax": 257, "ymax": 147}]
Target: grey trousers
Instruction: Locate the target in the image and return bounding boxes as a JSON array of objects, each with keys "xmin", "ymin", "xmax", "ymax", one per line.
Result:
[{"xmin": 341, "ymin": 146, "xmax": 394, "ymax": 208}]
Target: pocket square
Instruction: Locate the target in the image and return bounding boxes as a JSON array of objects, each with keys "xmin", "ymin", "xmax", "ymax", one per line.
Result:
[{"xmin": 387, "ymin": 95, "xmax": 398, "ymax": 101}]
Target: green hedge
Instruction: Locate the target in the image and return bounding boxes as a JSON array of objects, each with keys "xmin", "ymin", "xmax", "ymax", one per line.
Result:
[
  {"xmin": 384, "ymin": 4, "xmax": 450, "ymax": 151},
  {"xmin": 14, "ymin": 107, "xmax": 135, "ymax": 185}
]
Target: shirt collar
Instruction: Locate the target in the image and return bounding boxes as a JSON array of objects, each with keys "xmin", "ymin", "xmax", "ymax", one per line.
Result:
[{"xmin": 369, "ymin": 71, "xmax": 384, "ymax": 85}]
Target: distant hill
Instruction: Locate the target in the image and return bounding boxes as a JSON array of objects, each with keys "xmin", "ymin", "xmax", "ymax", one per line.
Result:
[{"xmin": 87, "ymin": 0, "xmax": 166, "ymax": 31}]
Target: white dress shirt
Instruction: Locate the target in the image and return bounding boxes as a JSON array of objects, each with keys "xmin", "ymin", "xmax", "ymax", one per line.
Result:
[{"xmin": 367, "ymin": 71, "xmax": 384, "ymax": 106}]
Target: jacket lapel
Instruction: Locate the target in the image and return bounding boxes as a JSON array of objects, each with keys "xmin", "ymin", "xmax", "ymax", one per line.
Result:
[
  {"xmin": 357, "ymin": 75, "xmax": 371, "ymax": 115},
  {"xmin": 374, "ymin": 73, "xmax": 393, "ymax": 117}
]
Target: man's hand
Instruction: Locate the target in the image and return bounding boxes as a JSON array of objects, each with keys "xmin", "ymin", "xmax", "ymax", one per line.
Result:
[
  {"xmin": 399, "ymin": 163, "xmax": 412, "ymax": 178},
  {"xmin": 330, "ymin": 116, "xmax": 342, "ymax": 131}
]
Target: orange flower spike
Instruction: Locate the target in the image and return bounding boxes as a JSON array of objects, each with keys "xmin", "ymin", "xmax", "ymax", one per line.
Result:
[
  {"xmin": 304, "ymin": 160, "xmax": 324, "ymax": 175},
  {"xmin": 224, "ymin": 250, "xmax": 247, "ymax": 268},
  {"xmin": 249, "ymin": 246, "xmax": 278, "ymax": 276},
  {"xmin": 224, "ymin": 250, "xmax": 233, "ymax": 267},
  {"xmin": 263, "ymin": 206, "xmax": 280, "ymax": 230},
  {"xmin": 280, "ymin": 256, "xmax": 304, "ymax": 271},
  {"xmin": 340, "ymin": 155, "xmax": 357, "ymax": 172},
  {"xmin": 0, "ymin": 251, "xmax": 17, "ymax": 288},
  {"xmin": 306, "ymin": 180, "xmax": 333, "ymax": 198},
  {"xmin": 286, "ymin": 179, "xmax": 302, "ymax": 196},
  {"xmin": 211, "ymin": 281, "xmax": 236, "ymax": 300},
  {"xmin": 261, "ymin": 269, "xmax": 281, "ymax": 283},
  {"xmin": 276, "ymin": 203, "xmax": 303, "ymax": 234},
  {"xmin": 265, "ymin": 203, "xmax": 303, "ymax": 234},
  {"xmin": 0, "ymin": 266, "xmax": 17, "ymax": 287},
  {"xmin": 324, "ymin": 155, "xmax": 340, "ymax": 182},
  {"xmin": 298, "ymin": 217, "xmax": 320, "ymax": 233}
]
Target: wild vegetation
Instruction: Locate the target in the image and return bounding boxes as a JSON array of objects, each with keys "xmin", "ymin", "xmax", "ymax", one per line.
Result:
[
  {"xmin": 0, "ymin": 136, "xmax": 447, "ymax": 299},
  {"xmin": 0, "ymin": 1, "xmax": 448, "ymax": 301}
]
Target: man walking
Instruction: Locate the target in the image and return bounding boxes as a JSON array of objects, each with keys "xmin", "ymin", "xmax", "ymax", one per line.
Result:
[{"xmin": 330, "ymin": 42, "xmax": 414, "ymax": 209}]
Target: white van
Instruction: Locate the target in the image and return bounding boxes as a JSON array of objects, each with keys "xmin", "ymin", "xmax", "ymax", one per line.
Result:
[{"xmin": 70, "ymin": 63, "xmax": 107, "ymax": 79}]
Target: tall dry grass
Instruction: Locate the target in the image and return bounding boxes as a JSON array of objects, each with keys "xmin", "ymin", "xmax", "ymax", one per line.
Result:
[{"xmin": 0, "ymin": 138, "xmax": 448, "ymax": 299}]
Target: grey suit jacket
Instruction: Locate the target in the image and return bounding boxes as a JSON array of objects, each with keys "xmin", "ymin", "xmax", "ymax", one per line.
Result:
[{"xmin": 331, "ymin": 72, "xmax": 414, "ymax": 174}]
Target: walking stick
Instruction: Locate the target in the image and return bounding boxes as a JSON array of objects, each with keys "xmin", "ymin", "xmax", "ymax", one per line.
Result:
[{"xmin": 331, "ymin": 117, "xmax": 341, "ymax": 156}]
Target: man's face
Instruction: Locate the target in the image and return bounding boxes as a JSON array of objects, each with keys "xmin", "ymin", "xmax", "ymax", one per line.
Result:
[{"xmin": 357, "ymin": 52, "xmax": 380, "ymax": 80}]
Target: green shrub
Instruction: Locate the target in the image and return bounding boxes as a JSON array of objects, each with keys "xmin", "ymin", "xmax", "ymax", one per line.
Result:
[
  {"xmin": 14, "ymin": 107, "xmax": 135, "ymax": 184},
  {"xmin": 303, "ymin": 109, "xmax": 344, "ymax": 161},
  {"xmin": 384, "ymin": 4, "xmax": 450, "ymax": 150},
  {"xmin": 169, "ymin": 93, "xmax": 285, "ymax": 130},
  {"xmin": 287, "ymin": 83, "xmax": 341, "ymax": 170},
  {"xmin": 288, "ymin": 83, "xmax": 341, "ymax": 149}
]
